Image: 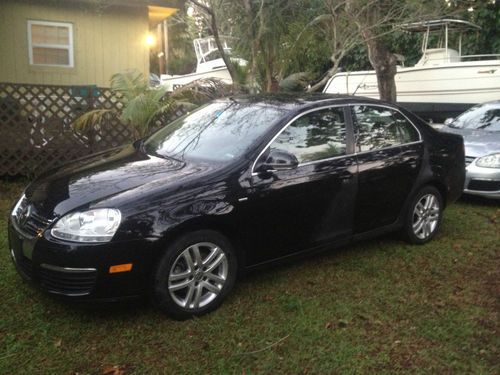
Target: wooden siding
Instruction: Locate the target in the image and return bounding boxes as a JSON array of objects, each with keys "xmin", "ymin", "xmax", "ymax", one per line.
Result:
[{"xmin": 0, "ymin": 0, "xmax": 150, "ymax": 86}]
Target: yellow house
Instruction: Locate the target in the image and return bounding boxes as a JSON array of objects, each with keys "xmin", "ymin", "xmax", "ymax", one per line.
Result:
[{"xmin": 0, "ymin": 0, "xmax": 181, "ymax": 87}]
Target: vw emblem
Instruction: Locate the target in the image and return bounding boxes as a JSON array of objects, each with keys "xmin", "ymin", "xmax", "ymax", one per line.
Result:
[{"xmin": 19, "ymin": 205, "xmax": 32, "ymax": 226}]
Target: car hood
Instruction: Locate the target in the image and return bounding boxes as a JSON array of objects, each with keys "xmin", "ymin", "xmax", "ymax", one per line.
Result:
[
  {"xmin": 441, "ymin": 126, "xmax": 500, "ymax": 157},
  {"xmin": 25, "ymin": 145, "xmax": 217, "ymax": 218}
]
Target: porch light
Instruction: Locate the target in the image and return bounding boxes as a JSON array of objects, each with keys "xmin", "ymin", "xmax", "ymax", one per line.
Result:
[{"xmin": 145, "ymin": 33, "xmax": 156, "ymax": 47}]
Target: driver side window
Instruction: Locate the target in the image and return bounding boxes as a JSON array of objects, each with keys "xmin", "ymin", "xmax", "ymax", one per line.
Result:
[{"xmin": 269, "ymin": 107, "xmax": 347, "ymax": 164}]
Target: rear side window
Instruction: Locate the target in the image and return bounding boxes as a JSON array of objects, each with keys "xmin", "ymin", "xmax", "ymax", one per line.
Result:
[
  {"xmin": 353, "ymin": 105, "xmax": 419, "ymax": 152},
  {"xmin": 269, "ymin": 107, "xmax": 347, "ymax": 164}
]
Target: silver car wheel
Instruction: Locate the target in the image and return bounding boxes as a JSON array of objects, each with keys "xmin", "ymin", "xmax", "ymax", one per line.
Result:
[
  {"xmin": 412, "ymin": 193, "xmax": 440, "ymax": 240},
  {"xmin": 168, "ymin": 242, "xmax": 228, "ymax": 310}
]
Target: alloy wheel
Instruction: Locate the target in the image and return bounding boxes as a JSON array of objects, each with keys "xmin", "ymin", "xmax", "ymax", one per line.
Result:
[
  {"xmin": 168, "ymin": 242, "xmax": 228, "ymax": 310},
  {"xmin": 412, "ymin": 193, "xmax": 440, "ymax": 240}
]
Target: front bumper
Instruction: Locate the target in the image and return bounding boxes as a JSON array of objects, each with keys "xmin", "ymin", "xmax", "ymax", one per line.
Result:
[
  {"xmin": 464, "ymin": 162, "xmax": 500, "ymax": 199},
  {"xmin": 8, "ymin": 219, "xmax": 159, "ymax": 301}
]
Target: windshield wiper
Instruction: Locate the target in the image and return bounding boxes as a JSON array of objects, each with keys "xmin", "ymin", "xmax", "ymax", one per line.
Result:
[
  {"xmin": 149, "ymin": 148, "xmax": 184, "ymax": 163},
  {"xmin": 136, "ymin": 139, "xmax": 183, "ymax": 163}
]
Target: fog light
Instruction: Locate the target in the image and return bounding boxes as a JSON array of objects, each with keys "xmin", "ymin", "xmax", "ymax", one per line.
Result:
[{"xmin": 109, "ymin": 263, "xmax": 133, "ymax": 273}]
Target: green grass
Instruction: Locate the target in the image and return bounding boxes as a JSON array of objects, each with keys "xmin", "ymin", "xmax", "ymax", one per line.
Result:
[{"xmin": 0, "ymin": 180, "xmax": 498, "ymax": 374}]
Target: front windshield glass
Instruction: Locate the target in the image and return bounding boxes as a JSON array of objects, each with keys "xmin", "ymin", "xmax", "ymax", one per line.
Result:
[
  {"xmin": 144, "ymin": 101, "xmax": 287, "ymax": 162},
  {"xmin": 450, "ymin": 104, "xmax": 500, "ymax": 131}
]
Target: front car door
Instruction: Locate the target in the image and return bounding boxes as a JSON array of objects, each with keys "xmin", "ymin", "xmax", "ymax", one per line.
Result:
[
  {"xmin": 350, "ymin": 104, "xmax": 423, "ymax": 234},
  {"xmin": 240, "ymin": 105, "xmax": 357, "ymax": 266}
]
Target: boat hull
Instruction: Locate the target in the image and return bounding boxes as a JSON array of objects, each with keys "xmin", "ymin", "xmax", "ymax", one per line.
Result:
[
  {"xmin": 323, "ymin": 60, "xmax": 500, "ymax": 122},
  {"xmin": 160, "ymin": 67, "xmax": 232, "ymax": 91}
]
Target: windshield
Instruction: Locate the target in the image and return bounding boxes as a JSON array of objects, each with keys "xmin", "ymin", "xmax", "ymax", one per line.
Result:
[
  {"xmin": 450, "ymin": 103, "xmax": 500, "ymax": 131},
  {"xmin": 144, "ymin": 101, "xmax": 287, "ymax": 162}
]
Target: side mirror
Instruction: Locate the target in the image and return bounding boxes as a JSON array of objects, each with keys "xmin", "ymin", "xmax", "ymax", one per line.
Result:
[
  {"xmin": 443, "ymin": 118, "xmax": 454, "ymax": 126},
  {"xmin": 256, "ymin": 149, "xmax": 299, "ymax": 173}
]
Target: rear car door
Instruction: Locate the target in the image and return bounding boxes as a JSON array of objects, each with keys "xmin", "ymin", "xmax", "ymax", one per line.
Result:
[
  {"xmin": 241, "ymin": 105, "xmax": 357, "ymax": 265},
  {"xmin": 350, "ymin": 104, "xmax": 423, "ymax": 234}
]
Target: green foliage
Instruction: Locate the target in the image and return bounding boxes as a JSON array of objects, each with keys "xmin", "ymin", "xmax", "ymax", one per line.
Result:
[
  {"xmin": 72, "ymin": 109, "xmax": 113, "ymax": 134},
  {"xmin": 282, "ymin": 16, "xmax": 337, "ymax": 77},
  {"xmin": 340, "ymin": 44, "xmax": 371, "ymax": 72},
  {"xmin": 74, "ymin": 69, "xmax": 233, "ymax": 139},
  {"xmin": 74, "ymin": 70, "xmax": 177, "ymax": 138},
  {"xmin": 109, "ymin": 69, "xmax": 149, "ymax": 102},
  {"xmin": 207, "ymin": 0, "xmax": 331, "ymax": 92},
  {"xmin": 279, "ymin": 1, "xmax": 328, "ymax": 74},
  {"xmin": 167, "ymin": 9, "xmax": 198, "ymax": 75},
  {"xmin": 461, "ymin": 1, "xmax": 500, "ymax": 55},
  {"xmin": 119, "ymin": 88, "xmax": 175, "ymax": 137},
  {"xmin": 384, "ymin": 31, "xmax": 423, "ymax": 68},
  {"xmin": 231, "ymin": 60, "xmax": 250, "ymax": 87},
  {"xmin": 279, "ymin": 72, "xmax": 313, "ymax": 92}
]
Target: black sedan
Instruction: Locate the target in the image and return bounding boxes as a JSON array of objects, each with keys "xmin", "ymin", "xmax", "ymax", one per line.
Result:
[{"xmin": 9, "ymin": 94, "xmax": 465, "ymax": 319}]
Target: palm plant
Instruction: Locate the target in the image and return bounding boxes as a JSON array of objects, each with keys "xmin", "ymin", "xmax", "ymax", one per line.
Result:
[{"xmin": 74, "ymin": 70, "xmax": 222, "ymax": 139}]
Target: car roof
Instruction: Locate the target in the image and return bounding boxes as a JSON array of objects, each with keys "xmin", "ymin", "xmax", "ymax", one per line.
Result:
[
  {"xmin": 476, "ymin": 100, "xmax": 500, "ymax": 106},
  {"xmin": 214, "ymin": 93, "xmax": 392, "ymax": 112}
]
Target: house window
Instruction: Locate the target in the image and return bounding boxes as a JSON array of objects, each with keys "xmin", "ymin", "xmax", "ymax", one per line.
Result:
[{"xmin": 28, "ymin": 20, "xmax": 74, "ymax": 67}]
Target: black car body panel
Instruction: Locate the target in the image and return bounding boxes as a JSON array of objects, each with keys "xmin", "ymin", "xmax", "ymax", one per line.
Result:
[{"xmin": 8, "ymin": 94, "xmax": 465, "ymax": 301}]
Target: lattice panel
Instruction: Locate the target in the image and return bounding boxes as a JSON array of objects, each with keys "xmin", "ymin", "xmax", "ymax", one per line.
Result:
[{"xmin": 0, "ymin": 83, "xmax": 183, "ymax": 177}]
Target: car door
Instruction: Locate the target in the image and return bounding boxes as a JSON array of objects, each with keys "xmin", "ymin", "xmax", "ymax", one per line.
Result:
[
  {"xmin": 240, "ymin": 105, "xmax": 357, "ymax": 266},
  {"xmin": 350, "ymin": 104, "xmax": 423, "ymax": 234}
]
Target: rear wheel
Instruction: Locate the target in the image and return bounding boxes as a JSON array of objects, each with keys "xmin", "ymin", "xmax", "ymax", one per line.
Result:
[
  {"xmin": 152, "ymin": 230, "xmax": 237, "ymax": 320},
  {"xmin": 404, "ymin": 186, "xmax": 443, "ymax": 244}
]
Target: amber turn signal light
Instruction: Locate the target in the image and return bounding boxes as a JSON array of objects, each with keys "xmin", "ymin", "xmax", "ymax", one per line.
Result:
[{"xmin": 109, "ymin": 263, "xmax": 133, "ymax": 273}]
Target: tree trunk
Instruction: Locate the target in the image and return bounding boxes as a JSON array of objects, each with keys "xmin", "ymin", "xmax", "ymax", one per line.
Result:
[
  {"xmin": 363, "ymin": 33, "xmax": 397, "ymax": 102},
  {"xmin": 264, "ymin": 50, "xmax": 279, "ymax": 92},
  {"xmin": 244, "ymin": 0, "xmax": 259, "ymax": 91}
]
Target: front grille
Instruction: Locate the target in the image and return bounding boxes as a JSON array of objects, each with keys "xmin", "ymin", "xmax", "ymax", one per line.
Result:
[
  {"xmin": 465, "ymin": 156, "xmax": 475, "ymax": 166},
  {"xmin": 468, "ymin": 179, "xmax": 500, "ymax": 192},
  {"xmin": 13, "ymin": 197, "xmax": 52, "ymax": 237},
  {"xmin": 22, "ymin": 211, "xmax": 52, "ymax": 237},
  {"xmin": 39, "ymin": 265, "xmax": 97, "ymax": 296}
]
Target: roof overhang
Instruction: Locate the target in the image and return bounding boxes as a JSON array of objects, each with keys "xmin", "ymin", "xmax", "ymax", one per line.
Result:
[
  {"xmin": 64, "ymin": 0, "xmax": 184, "ymax": 8},
  {"xmin": 59, "ymin": 0, "xmax": 183, "ymax": 26},
  {"xmin": 148, "ymin": 5, "xmax": 178, "ymax": 26}
]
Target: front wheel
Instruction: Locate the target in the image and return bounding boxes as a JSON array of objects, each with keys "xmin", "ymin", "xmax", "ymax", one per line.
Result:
[
  {"xmin": 152, "ymin": 230, "xmax": 237, "ymax": 320},
  {"xmin": 404, "ymin": 186, "xmax": 443, "ymax": 244}
]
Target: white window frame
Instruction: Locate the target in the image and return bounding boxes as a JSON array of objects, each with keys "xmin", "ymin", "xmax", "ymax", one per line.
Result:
[{"xmin": 27, "ymin": 20, "xmax": 74, "ymax": 68}]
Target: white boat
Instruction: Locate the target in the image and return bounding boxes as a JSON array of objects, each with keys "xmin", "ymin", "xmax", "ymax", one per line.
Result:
[
  {"xmin": 323, "ymin": 19, "xmax": 500, "ymax": 122},
  {"xmin": 161, "ymin": 36, "xmax": 245, "ymax": 91}
]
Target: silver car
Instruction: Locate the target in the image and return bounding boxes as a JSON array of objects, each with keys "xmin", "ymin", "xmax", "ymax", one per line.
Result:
[{"xmin": 442, "ymin": 101, "xmax": 500, "ymax": 199}]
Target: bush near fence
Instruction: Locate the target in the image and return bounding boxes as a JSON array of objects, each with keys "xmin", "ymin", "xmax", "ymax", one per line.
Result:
[{"xmin": 0, "ymin": 83, "xmax": 185, "ymax": 177}]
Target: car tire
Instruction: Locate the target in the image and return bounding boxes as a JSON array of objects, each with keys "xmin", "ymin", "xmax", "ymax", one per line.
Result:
[
  {"xmin": 403, "ymin": 185, "xmax": 443, "ymax": 244},
  {"xmin": 152, "ymin": 230, "xmax": 238, "ymax": 320}
]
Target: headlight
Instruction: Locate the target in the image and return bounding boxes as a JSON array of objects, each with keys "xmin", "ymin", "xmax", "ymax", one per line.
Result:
[
  {"xmin": 475, "ymin": 153, "xmax": 500, "ymax": 168},
  {"xmin": 51, "ymin": 208, "xmax": 121, "ymax": 243},
  {"xmin": 11, "ymin": 194, "xmax": 26, "ymax": 219}
]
